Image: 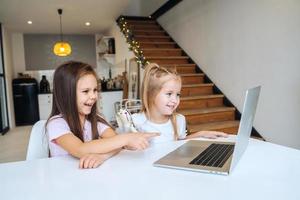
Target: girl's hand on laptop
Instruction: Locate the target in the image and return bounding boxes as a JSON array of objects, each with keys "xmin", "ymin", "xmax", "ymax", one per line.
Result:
[
  {"xmin": 186, "ymin": 131, "xmax": 228, "ymax": 139},
  {"xmin": 197, "ymin": 131, "xmax": 228, "ymax": 139}
]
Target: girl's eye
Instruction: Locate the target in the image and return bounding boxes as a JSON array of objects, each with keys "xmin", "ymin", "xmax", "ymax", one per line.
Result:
[
  {"xmin": 82, "ymin": 90, "xmax": 89, "ymax": 93},
  {"xmin": 166, "ymin": 92, "xmax": 172, "ymax": 96},
  {"xmin": 177, "ymin": 93, "xmax": 181, "ymax": 97}
]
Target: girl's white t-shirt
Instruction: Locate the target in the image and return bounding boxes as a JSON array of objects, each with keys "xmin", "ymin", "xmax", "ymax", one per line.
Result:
[
  {"xmin": 131, "ymin": 113, "xmax": 187, "ymax": 144},
  {"xmin": 47, "ymin": 115, "xmax": 109, "ymax": 157}
]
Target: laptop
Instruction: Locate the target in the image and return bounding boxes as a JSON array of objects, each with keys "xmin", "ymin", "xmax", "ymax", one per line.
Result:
[{"xmin": 153, "ymin": 86, "xmax": 261, "ymax": 175}]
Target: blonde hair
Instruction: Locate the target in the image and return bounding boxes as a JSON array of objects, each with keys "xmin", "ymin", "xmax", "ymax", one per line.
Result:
[{"xmin": 141, "ymin": 63, "xmax": 181, "ymax": 140}]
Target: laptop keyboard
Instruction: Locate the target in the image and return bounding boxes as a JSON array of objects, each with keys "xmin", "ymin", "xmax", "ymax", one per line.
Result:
[{"xmin": 189, "ymin": 143, "xmax": 235, "ymax": 168}]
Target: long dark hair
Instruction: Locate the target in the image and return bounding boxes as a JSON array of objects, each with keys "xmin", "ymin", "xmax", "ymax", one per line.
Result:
[{"xmin": 46, "ymin": 61, "xmax": 110, "ymax": 141}]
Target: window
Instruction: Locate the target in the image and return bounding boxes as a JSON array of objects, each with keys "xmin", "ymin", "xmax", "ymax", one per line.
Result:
[{"xmin": 0, "ymin": 23, "xmax": 9, "ymax": 134}]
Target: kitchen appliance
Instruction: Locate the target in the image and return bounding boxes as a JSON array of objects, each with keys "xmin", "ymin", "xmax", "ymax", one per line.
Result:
[{"xmin": 13, "ymin": 78, "xmax": 39, "ymax": 126}]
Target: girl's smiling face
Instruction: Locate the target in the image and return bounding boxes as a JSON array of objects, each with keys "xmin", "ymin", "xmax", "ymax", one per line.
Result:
[
  {"xmin": 151, "ymin": 77, "xmax": 181, "ymax": 120},
  {"xmin": 76, "ymin": 74, "xmax": 98, "ymax": 121}
]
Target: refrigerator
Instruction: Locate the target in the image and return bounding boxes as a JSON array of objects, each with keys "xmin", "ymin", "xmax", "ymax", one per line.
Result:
[{"xmin": 13, "ymin": 78, "xmax": 39, "ymax": 126}]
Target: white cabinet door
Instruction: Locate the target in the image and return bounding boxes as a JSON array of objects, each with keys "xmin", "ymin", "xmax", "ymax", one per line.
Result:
[
  {"xmin": 38, "ymin": 94, "xmax": 52, "ymax": 120},
  {"xmin": 99, "ymin": 91, "xmax": 122, "ymax": 122}
]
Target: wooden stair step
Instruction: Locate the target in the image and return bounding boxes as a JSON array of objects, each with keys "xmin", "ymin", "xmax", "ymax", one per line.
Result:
[
  {"xmin": 133, "ymin": 30, "xmax": 166, "ymax": 36},
  {"xmin": 161, "ymin": 64, "xmax": 196, "ymax": 73},
  {"xmin": 135, "ymin": 35, "xmax": 171, "ymax": 42},
  {"xmin": 180, "ymin": 106, "xmax": 235, "ymax": 115},
  {"xmin": 147, "ymin": 56, "xmax": 189, "ymax": 59},
  {"xmin": 182, "ymin": 83, "xmax": 213, "ymax": 88},
  {"xmin": 147, "ymin": 56, "xmax": 190, "ymax": 64},
  {"xmin": 181, "ymin": 83, "xmax": 214, "ymax": 96},
  {"xmin": 142, "ymin": 48, "xmax": 181, "ymax": 51},
  {"xmin": 180, "ymin": 107, "xmax": 236, "ymax": 125},
  {"xmin": 135, "ymin": 35, "xmax": 170, "ymax": 39},
  {"xmin": 179, "ymin": 94, "xmax": 224, "ymax": 110},
  {"xmin": 142, "ymin": 48, "xmax": 182, "ymax": 56},
  {"xmin": 181, "ymin": 94, "xmax": 223, "ymax": 100},
  {"xmin": 180, "ymin": 73, "xmax": 205, "ymax": 84},
  {"xmin": 126, "ymin": 20, "xmax": 157, "ymax": 25},
  {"xmin": 188, "ymin": 120, "xmax": 240, "ymax": 135},
  {"xmin": 130, "ymin": 24, "xmax": 161, "ymax": 30},
  {"xmin": 139, "ymin": 41, "xmax": 177, "ymax": 48}
]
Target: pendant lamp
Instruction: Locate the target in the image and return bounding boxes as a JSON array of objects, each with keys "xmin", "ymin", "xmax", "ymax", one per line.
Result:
[{"xmin": 53, "ymin": 9, "xmax": 72, "ymax": 56}]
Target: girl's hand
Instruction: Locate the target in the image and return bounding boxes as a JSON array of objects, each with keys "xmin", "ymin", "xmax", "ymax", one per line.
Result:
[
  {"xmin": 79, "ymin": 153, "xmax": 109, "ymax": 169},
  {"xmin": 196, "ymin": 131, "xmax": 228, "ymax": 139},
  {"xmin": 123, "ymin": 132, "xmax": 159, "ymax": 150},
  {"xmin": 123, "ymin": 145, "xmax": 136, "ymax": 150},
  {"xmin": 186, "ymin": 131, "xmax": 228, "ymax": 139}
]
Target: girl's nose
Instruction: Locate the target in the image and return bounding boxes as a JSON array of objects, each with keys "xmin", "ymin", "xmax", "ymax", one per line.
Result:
[
  {"xmin": 90, "ymin": 92, "xmax": 98, "ymax": 100},
  {"xmin": 171, "ymin": 95, "xmax": 179, "ymax": 103}
]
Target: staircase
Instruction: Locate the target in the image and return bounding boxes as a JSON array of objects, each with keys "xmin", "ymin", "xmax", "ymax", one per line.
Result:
[{"xmin": 118, "ymin": 17, "xmax": 241, "ymax": 135}]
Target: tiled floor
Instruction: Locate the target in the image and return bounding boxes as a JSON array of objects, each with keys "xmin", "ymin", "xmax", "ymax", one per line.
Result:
[{"xmin": 0, "ymin": 125, "xmax": 33, "ymax": 163}]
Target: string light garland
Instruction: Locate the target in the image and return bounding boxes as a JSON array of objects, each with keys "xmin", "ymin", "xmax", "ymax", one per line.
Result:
[{"xmin": 117, "ymin": 17, "xmax": 150, "ymax": 67}]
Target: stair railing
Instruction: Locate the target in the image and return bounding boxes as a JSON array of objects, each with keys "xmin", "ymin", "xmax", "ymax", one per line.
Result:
[{"xmin": 117, "ymin": 16, "xmax": 150, "ymax": 68}]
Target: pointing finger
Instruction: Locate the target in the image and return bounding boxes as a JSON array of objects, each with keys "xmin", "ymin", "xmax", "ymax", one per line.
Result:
[{"xmin": 143, "ymin": 132, "xmax": 160, "ymax": 138}]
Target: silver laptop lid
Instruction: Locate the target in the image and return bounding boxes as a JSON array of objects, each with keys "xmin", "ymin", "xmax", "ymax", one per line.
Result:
[{"xmin": 229, "ymin": 86, "xmax": 261, "ymax": 173}]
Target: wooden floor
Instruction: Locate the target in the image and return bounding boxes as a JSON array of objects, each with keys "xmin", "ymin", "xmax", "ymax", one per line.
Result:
[{"xmin": 0, "ymin": 125, "xmax": 32, "ymax": 163}]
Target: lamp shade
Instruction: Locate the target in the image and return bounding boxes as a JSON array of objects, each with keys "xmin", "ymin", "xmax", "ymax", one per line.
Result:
[
  {"xmin": 53, "ymin": 9, "xmax": 71, "ymax": 56},
  {"xmin": 53, "ymin": 42, "xmax": 72, "ymax": 56}
]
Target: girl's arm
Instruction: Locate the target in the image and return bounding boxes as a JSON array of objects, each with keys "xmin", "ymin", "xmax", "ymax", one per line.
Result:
[
  {"xmin": 185, "ymin": 131, "xmax": 228, "ymax": 139},
  {"xmin": 100, "ymin": 127, "xmax": 118, "ymax": 138},
  {"xmin": 79, "ymin": 128, "xmax": 122, "ymax": 168},
  {"xmin": 79, "ymin": 149, "xmax": 120, "ymax": 169},
  {"xmin": 55, "ymin": 128, "xmax": 158, "ymax": 158},
  {"xmin": 180, "ymin": 115, "xmax": 228, "ymax": 139}
]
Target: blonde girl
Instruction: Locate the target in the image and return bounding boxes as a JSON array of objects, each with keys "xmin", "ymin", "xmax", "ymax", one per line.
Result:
[
  {"xmin": 131, "ymin": 63, "xmax": 227, "ymax": 144},
  {"xmin": 46, "ymin": 61, "xmax": 157, "ymax": 169}
]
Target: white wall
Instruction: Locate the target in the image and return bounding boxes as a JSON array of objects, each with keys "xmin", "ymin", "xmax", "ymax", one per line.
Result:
[
  {"xmin": 140, "ymin": 0, "xmax": 168, "ymax": 16},
  {"xmin": 123, "ymin": 0, "xmax": 142, "ymax": 16},
  {"xmin": 158, "ymin": 0, "xmax": 300, "ymax": 149},
  {"xmin": 2, "ymin": 27, "xmax": 15, "ymax": 127},
  {"xmin": 11, "ymin": 33, "xmax": 26, "ymax": 78},
  {"xmin": 108, "ymin": 23, "xmax": 134, "ymax": 76},
  {"xmin": 123, "ymin": 0, "xmax": 168, "ymax": 16}
]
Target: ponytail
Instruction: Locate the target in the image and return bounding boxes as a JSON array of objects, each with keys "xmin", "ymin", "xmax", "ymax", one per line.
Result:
[
  {"xmin": 141, "ymin": 63, "xmax": 181, "ymax": 140},
  {"xmin": 170, "ymin": 113, "xmax": 179, "ymax": 140}
]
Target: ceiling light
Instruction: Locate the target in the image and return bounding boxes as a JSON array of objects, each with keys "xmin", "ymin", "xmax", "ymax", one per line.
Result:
[
  {"xmin": 27, "ymin": 21, "xmax": 32, "ymax": 24},
  {"xmin": 85, "ymin": 22, "xmax": 91, "ymax": 26},
  {"xmin": 53, "ymin": 8, "xmax": 72, "ymax": 56}
]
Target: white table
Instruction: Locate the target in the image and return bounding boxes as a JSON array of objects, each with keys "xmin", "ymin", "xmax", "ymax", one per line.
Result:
[{"xmin": 0, "ymin": 136, "xmax": 300, "ymax": 200}]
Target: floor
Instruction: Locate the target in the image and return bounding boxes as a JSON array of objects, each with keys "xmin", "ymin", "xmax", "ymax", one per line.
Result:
[{"xmin": 0, "ymin": 125, "xmax": 33, "ymax": 163}]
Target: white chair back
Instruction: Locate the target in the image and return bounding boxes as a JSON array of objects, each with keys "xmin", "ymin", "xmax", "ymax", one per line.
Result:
[{"xmin": 26, "ymin": 120, "xmax": 49, "ymax": 160}]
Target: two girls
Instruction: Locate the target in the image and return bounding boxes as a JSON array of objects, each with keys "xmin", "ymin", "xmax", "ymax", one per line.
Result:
[{"xmin": 46, "ymin": 61, "xmax": 157, "ymax": 169}]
